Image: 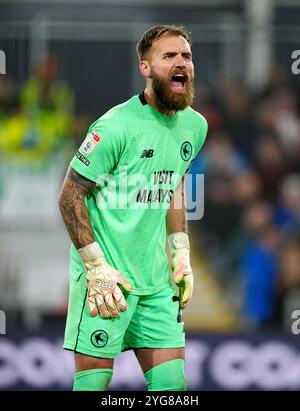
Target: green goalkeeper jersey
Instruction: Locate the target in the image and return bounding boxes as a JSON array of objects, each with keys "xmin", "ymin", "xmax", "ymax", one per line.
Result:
[{"xmin": 69, "ymin": 93, "xmax": 208, "ymax": 295}]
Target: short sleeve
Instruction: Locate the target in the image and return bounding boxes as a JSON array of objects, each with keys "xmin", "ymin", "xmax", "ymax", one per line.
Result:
[
  {"xmin": 70, "ymin": 112, "xmax": 125, "ymax": 183},
  {"xmin": 185, "ymin": 115, "xmax": 208, "ymax": 174},
  {"xmin": 196, "ymin": 115, "xmax": 208, "ymax": 155}
]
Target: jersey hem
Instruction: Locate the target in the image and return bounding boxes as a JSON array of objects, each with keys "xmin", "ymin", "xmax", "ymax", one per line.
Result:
[{"xmin": 70, "ymin": 160, "xmax": 98, "ymax": 183}]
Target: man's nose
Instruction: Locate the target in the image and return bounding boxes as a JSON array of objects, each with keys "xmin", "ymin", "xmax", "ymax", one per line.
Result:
[{"xmin": 174, "ymin": 54, "xmax": 186, "ymax": 68}]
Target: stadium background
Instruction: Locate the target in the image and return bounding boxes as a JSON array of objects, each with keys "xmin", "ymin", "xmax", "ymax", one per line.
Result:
[{"xmin": 0, "ymin": 0, "xmax": 300, "ymax": 390}]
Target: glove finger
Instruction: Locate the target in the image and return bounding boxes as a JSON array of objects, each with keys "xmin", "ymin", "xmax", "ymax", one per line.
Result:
[
  {"xmin": 174, "ymin": 269, "xmax": 184, "ymax": 285},
  {"xmin": 180, "ymin": 290, "xmax": 190, "ymax": 308},
  {"xmin": 113, "ymin": 286, "xmax": 128, "ymax": 312},
  {"xmin": 175, "ymin": 261, "xmax": 193, "ymax": 280},
  {"xmin": 104, "ymin": 293, "xmax": 120, "ymax": 319},
  {"xmin": 95, "ymin": 294, "xmax": 111, "ymax": 319},
  {"xmin": 87, "ymin": 291, "xmax": 98, "ymax": 317},
  {"xmin": 179, "ymin": 281, "xmax": 189, "ymax": 307},
  {"xmin": 180, "ymin": 278, "xmax": 193, "ymax": 308},
  {"xmin": 116, "ymin": 273, "xmax": 133, "ymax": 292}
]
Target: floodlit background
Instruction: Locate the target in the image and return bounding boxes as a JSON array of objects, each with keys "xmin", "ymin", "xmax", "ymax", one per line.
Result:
[{"xmin": 0, "ymin": 0, "xmax": 300, "ymax": 391}]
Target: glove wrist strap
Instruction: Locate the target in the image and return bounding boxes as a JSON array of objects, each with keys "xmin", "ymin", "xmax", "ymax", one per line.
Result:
[
  {"xmin": 167, "ymin": 232, "xmax": 190, "ymax": 250},
  {"xmin": 78, "ymin": 241, "xmax": 104, "ymax": 263}
]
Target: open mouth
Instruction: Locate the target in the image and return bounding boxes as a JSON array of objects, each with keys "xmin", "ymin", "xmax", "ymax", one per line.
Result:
[{"xmin": 171, "ymin": 74, "xmax": 187, "ymax": 91}]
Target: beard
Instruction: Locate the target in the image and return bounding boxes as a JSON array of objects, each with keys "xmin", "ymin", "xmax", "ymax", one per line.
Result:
[{"xmin": 151, "ymin": 69, "xmax": 195, "ymax": 113}]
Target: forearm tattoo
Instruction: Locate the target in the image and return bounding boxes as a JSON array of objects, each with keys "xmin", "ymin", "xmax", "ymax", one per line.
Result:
[{"xmin": 58, "ymin": 168, "xmax": 96, "ymax": 249}]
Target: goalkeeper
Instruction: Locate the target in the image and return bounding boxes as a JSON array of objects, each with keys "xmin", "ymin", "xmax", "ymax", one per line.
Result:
[{"xmin": 58, "ymin": 24, "xmax": 207, "ymax": 391}]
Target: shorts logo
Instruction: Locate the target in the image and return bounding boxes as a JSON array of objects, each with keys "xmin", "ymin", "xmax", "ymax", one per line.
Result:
[
  {"xmin": 91, "ymin": 330, "xmax": 109, "ymax": 348},
  {"xmin": 180, "ymin": 141, "xmax": 192, "ymax": 162},
  {"xmin": 82, "ymin": 129, "xmax": 101, "ymax": 155}
]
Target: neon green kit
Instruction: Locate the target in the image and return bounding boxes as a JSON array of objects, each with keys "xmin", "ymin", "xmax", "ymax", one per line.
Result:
[
  {"xmin": 69, "ymin": 93, "xmax": 207, "ymax": 293},
  {"xmin": 64, "ymin": 93, "xmax": 208, "ymax": 358}
]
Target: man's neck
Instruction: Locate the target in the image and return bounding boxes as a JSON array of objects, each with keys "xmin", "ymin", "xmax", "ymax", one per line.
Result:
[{"xmin": 144, "ymin": 87, "xmax": 176, "ymax": 117}]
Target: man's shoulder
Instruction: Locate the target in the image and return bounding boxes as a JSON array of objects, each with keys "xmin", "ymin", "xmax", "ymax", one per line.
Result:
[
  {"xmin": 181, "ymin": 106, "xmax": 207, "ymax": 127},
  {"xmin": 178, "ymin": 107, "xmax": 208, "ymax": 150}
]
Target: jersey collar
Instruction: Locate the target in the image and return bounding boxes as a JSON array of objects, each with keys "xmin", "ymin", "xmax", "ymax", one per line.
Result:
[{"xmin": 138, "ymin": 91, "xmax": 147, "ymax": 106}]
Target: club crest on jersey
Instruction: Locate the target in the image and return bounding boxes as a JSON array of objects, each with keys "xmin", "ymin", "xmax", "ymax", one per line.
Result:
[
  {"xmin": 82, "ymin": 129, "xmax": 101, "ymax": 155},
  {"xmin": 180, "ymin": 141, "xmax": 193, "ymax": 161}
]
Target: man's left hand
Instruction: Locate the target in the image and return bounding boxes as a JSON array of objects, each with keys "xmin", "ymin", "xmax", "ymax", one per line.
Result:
[{"xmin": 168, "ymin": 233, "xmax": 194, "ymax": 309}]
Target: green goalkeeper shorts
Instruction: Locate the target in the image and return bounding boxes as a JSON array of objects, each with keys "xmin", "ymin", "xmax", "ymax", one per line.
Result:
[{"xmin": 63, "ymin": 270, "xmax": 185, "ymax": 358}]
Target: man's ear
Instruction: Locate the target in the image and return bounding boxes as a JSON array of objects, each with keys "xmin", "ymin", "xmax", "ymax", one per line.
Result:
[{"xmin": 139, "ymin": 60, "xmax": 151, "ymax": 78}]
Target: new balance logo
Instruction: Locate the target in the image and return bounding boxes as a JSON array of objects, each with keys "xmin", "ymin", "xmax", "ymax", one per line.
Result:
[{"xmin": 140, "ymin": 149, "xmax": 154, "ymax": 158}]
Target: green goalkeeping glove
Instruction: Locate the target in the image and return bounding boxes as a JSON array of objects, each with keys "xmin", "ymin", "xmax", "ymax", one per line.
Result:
[
  {"xmin": 167, "ymin": 232, "xmax": 193, "ymax": 309},
  {"xmin": 78, "ymin": 242, "xmax": 133, "ymax": 319}
]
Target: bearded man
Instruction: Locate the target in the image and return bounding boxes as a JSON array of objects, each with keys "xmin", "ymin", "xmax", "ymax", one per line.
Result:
[{"xmin": 58, "ymin": 24, "xmax": 208, "ymax": 391}]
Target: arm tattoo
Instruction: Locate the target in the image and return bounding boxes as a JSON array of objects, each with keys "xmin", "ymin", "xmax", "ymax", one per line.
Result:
[
  {"xmin": 58, "ymin": 167, "xmax": 96, "ymax": 249},
  {"xmin": 68, "ymin": 167, "xmax": 96, "ymax": 193}
]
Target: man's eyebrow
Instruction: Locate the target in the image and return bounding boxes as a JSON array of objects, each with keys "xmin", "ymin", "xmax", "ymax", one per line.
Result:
[
  {"xmin": 162, "ymin": 51, "xmax": 192, "ymax": 57},
  {"xmin": 162, "ymin": 51, "xmax": 177, "ymax": 56}
]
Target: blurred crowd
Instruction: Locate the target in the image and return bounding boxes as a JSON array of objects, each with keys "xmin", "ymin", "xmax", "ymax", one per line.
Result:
[
  {"xmin": 192, "ymin": 67, "xmax": 300, "ymax": 332},
  {"xmin": 0, "ymin": 56, "xmax": 85, "ymax": 167},
  {"xmin": 1, "ymin": 56, "xmax": 300, "ymax": 332}
]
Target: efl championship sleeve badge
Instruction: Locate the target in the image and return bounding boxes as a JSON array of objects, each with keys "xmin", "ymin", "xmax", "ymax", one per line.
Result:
[{"xmin": 82, "ymin": 129, "xmax": 101, "ymax": 155}]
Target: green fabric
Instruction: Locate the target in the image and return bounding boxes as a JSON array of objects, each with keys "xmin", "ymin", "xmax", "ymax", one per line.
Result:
[
  {"xmin": 69, "ymin": 94, "xmax": 208, "ymax": 296},
  {"xmin": 64, "ymin": 280, "xmax": 185, "ymax": 358},
  {"xmin": 73, "ymin": 368, "xmax": 112, "ymax": 391},
  {"xmin": 145, "ymin": 359, "xmax": 187, "ymax": 391}
]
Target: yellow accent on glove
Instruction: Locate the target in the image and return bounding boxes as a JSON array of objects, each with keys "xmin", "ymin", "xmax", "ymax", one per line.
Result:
[{"xmin": 167, "ymin": 233, "xmax": 193, "ymax": 309}]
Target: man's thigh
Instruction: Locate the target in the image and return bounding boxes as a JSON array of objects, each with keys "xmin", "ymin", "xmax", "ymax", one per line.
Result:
[
  {"xmin": 134, "ymin": 347, "xmax": 184, "ymax": 373},
  {"xmin": 75, "ymin": 352, "xmax": 114, "ymax": 372},
  {"xmin": 64, "ymin": 271, "xmax": 139, "ymax": 359}
]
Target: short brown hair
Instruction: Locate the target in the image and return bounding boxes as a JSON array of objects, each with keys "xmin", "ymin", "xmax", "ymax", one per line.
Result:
[{"xmin": 136, "ymin": 24, "xmax": 192, "ymax": 60}]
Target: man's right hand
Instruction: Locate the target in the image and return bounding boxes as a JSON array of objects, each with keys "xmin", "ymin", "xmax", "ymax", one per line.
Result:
[{"xmin": 79, "ymin": 242, "xmax": 133, "ymax": 319}]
